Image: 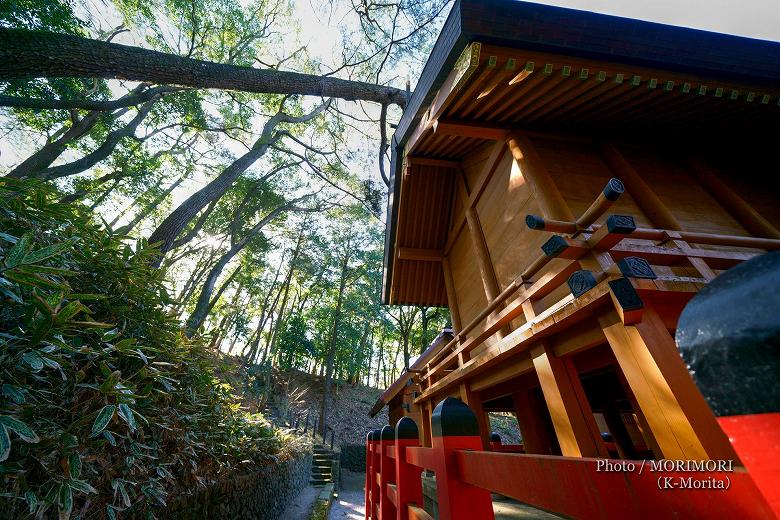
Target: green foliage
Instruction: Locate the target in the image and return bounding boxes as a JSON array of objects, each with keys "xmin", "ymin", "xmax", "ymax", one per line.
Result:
[
  {"xmin": 0, "ymin": 0, "xmax": 84, "ymax": 33},
  {"xmin": 0, "ymin": 179, "xmax": 306, "ymax": 519},
  {"xmin": 0, "ymin": 0, "xmax": 112, "ymax": 134},
  {"xmin": 276, "ymin": 315, "xmax": 314, "ymax": 371}
]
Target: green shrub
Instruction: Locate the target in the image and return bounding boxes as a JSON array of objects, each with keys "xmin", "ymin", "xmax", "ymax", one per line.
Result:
[{"xmin": 0, "ymin": 179, "xmax": 307, "ymax": 519}]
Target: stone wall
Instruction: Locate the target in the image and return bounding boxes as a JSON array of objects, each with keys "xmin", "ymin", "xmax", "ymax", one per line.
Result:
[
  {"xmin": 161, "ymin": 451, "xmax": 312, "ymax": 519},
  {"xmin": 339, "ymin": 444, "xmax": 365, "ymax": 472}
]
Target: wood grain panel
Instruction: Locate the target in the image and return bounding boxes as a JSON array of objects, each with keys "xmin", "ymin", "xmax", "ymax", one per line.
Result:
[
  {"xmin": 619, "ymin": 146, "xmax": 748, "ymax": 235},
  {"xmin": 531, "ymin": 138, "xmax": 654, "ymax": 228}
]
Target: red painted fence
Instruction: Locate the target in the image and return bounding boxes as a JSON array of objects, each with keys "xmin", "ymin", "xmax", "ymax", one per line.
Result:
[{"xmin": 365, "ymin": 398, "xmax": 777, "ymax": 520}]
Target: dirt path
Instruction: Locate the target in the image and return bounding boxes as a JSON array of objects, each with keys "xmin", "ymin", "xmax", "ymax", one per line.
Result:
[{"xmin": 328, "ymin": 470, "xmax": 366, "ymax": 520}]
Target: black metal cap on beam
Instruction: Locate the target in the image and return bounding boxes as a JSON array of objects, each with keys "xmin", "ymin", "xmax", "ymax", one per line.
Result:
[
  {"xmin": 676, "ymin": 251, "xmax": 780, "ymax": 416},
  {"xmin": 542, "ymin": 235, "xmax": 569, "ymax": 257},
  {"xmin": 369, "ymin": 429, "xmax": 381, "ymax": 441},
  {"xmin": 567, "ymin": 270, "xmax": 598, "ymax": 298},
  {"xmin": 607, "ymin": 278, "xmax": 643, "ymax": 311},
  {"xmin": 617, "ymin": 257, "xmax": 657, "ymax": 279},
  {"xmin": 396, "ymin": 417, "xmax": 419, "ymax": 440},
  {"xmin": 490, "ymin": 432, "xmax": 501, "ymax": 442},
  {"xmin": 603, "ymin": 178, "xmax": 625, "ymax": 201},
  {"xmin": 380, "ymin": 425, "xmax": 395, "ymax": 440},
  {"xmin": 432, "ymin": 397, "xmax": 480, "ymax": 437},
  {"xmin": 526, "ymin": 214, "xmax": 546, "ymax": 230},
  {"xmin": 606, "ymin": 215, "xmax": 636, "ymax": 235}
]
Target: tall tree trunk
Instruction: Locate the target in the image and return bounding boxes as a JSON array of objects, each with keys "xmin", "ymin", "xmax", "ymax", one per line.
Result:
[
  {"xmin": 203, "ymin": 265, "xmax": 243, "ymax": 319},
  {"xmin": 116, "ymin": 175, "xmax": 185, "ymax": 234},
  {"xmin": 185, "ymin": 201, "xmax": 299, "ymax": 335},
  {"xmin": 375, "ymin": 334, "xmax": 385, "ymax": 388},
  {"xmin": 208, "ymin": 312, "xmax": 232, "ymax": 350},
  {"xmin": 0, "ymin": 29, "xmax": 408, "ymax": 107},
  {"xmin": 402, "ymin": 334, "xmax": 410, "ymax": 372},
  {"xmin": 267, "ymin": 225, "xmax": 306, "ymax": 362},
  {"xmin": 241, "ymin": 255, "xmax": 286, "ymax": 364},
  {"xmin": 419, "ymin": 306, "xmax": 430, "ymax": 354},
  {"xmin": 318, "ymin": 239, "xmax": 351, "ymax": 437}
]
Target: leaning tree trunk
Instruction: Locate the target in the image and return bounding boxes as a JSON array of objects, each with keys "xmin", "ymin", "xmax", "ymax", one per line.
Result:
[
  {"xmin": 5, "ymin": 109, "xmax": 106, "ymax": 178},
  {"xmin": 41, "ymin": 97, "xmax": 161, "ymax": 180},
  {"xmin": 146, "ymin": 103, "xmax": 325, "ymax": 264},
  {"xmin": 0, "ymin": 29, "xmax": 408, "ymax": 107},
  {"xmin": 147, "ymin": 136, "xmax": 273, "ymax": 262}
]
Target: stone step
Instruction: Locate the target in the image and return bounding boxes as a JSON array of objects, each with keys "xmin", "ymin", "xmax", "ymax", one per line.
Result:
[
  {"xmin": 310, "ymin": 479, "xmax": 332, "ymax": 486},
  {"xmin": 312, "ymin": 466, "xmax": 331, "ymax": 473}
]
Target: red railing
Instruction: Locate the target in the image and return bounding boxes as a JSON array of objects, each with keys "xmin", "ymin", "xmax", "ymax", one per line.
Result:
[{"xmin": 365, "ymin": 398, "xmax": 776, "ymax": 520}]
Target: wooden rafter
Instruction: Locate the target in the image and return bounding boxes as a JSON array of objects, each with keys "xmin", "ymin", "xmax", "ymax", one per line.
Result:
[{"xmin": 397, "ymin": 247, "xmax": 443, "ymax": 262}]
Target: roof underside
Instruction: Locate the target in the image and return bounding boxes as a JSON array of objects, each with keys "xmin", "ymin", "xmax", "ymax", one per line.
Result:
[{"xmin": 382, "ymin": 0, "xmax": 780, "ymax": 306}]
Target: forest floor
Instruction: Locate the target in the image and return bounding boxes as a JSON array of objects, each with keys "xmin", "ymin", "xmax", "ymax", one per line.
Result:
[
  {"xmin": 267, "ymin": 369, "xmax": 390, "ymax": 445},
  {"xmin": 220, "ymin": 356, "xmax": 523, "ymax": 446},
  {"xmin": 266, "ymin": 369, "xmax": 525, "ymax": 445}
]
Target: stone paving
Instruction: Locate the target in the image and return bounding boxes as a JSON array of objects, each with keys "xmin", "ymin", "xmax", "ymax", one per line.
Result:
[
  {"xmin": 326, "ymin": 470, "xmax": 563, "ymax": 520},
  {"xmin": 328, "ymin": 470, "xmax": 366, "ymax": 520},
  {"xmin": 280, "ymin": 485, "xmax": 320, "ymax": 520}
]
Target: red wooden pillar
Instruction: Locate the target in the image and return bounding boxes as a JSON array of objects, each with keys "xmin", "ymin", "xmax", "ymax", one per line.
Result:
[
  {"xmin": 379, "ymin": 425, "xmax": 397, "ymax": 520},
  {"xmin": 431, "ymin": 397, "xmax": 495, "ymax": 520},
  {"xmin": 394, "ymin": 417, "xmax": 423, "ymax": 520},
  {"xmin": 365, "ymin": 429, "xmax": 380, "ymax": 520}
]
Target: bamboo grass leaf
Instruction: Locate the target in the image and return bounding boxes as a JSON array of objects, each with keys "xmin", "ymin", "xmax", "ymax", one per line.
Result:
[
  {"xmin": 0, "ymin": 425, "xmax": 10, "ymax": 462},
  {"xmin": 118, "ymin": 403, "xmax": 137, "ymax": 432},
  {"xmin": 0, "ymin": 415, "xmax": 40, "ymax": 443},
  {"xmin": 57, "ymin": 482, "xmax": 73, "ymax": 520},
  {"xmin": 4, "ymin": 233, "xmax": 32, "ymax": 268},
  {"xmin": 90, "ymin": 405, "xmax": 116, "ymax": 437},
  {"xmin": 68, "ymin": 479, "xmax": 96, "ymax": 494},
  {"xmin": 68, "ymin": 453, "xmax": 81, "ymax": 478}
]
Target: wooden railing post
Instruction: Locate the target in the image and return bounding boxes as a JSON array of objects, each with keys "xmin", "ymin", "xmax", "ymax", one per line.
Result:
[
  {"xmin": 394, "ymin": 417, "xmax": 423, "ymax": 520},
  {"xmin": 379, "ymin": 425, "xmax": 397, "ymax": 520},
  {"xmin": 431, "ymin": 397, "xmax": 494, "ymax": 520},
  {"xmin": 365, "ymin": 429, "xmax": 380, "ymax": 520}
]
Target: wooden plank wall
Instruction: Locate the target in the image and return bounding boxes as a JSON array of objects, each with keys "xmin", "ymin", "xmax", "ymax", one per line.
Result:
[
  {"xmin": 617, "ymin": 145, "xmax": 747, "ymax": 235},
  {"xmin": 443, "ymin": 135, "xmax": 780, "ymax": 336}
]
